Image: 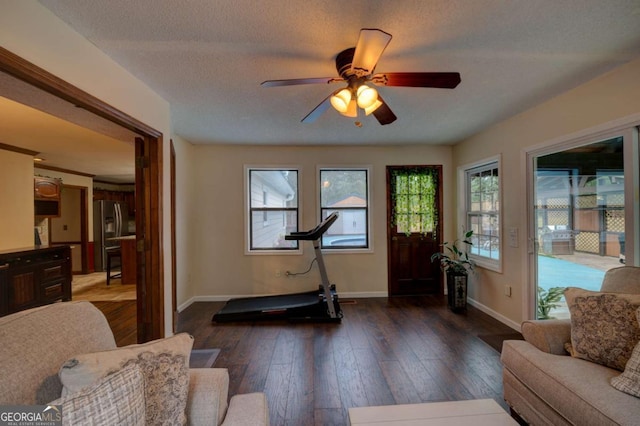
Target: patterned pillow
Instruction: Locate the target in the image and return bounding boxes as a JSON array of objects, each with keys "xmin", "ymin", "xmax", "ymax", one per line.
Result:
[
  {"xmin": 565, "ymin": 287, "xmax": 640, "ymax": 371},
  {"xmin": 611, "ymin": 308, "xmax": 640, "ymax": 397},
  {"xmin": 59, "ymin": 333, "xmax": 193, "ymax": 425},
  {"xmin": 51, "ymin": 364, "xmax": 145, "ymax": 425}
]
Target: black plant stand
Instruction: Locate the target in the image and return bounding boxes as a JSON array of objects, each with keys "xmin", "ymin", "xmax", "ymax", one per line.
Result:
[{"xmin": 446, "ymin": 271, "xmax": 468, "ymax": 312}]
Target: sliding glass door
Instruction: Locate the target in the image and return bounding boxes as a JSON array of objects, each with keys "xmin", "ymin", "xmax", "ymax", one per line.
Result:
[{"xmin": 528, "ymin": 128, "xmax": 638, "ymax": 319}]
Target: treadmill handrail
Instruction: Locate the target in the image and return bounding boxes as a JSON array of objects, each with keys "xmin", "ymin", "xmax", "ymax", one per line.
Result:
[{"xmin": 285, "ymin": 212, "xmax": 339, "ymax": 241}]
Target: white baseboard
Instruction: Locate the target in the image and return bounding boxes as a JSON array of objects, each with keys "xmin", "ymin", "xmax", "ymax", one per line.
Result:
[
  {"xmin": 177, "ymin": 295, "xmax": 231, "ymax": 312},
  {"xmin": 467, "ymin": 297, "xmax": 521, "ymax": 332},
  {"xmin": 177, "ymin": 297, "xmax": 197, "ymax": 312},
  {"xmin": 340, "ymin": 291, "xmax": 388, "ymax": 298}
]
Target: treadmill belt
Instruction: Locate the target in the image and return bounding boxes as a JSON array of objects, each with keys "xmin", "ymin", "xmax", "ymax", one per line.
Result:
[{"xmin": 216, "ymin": 290, "xmax": 320, "ymax": 315}]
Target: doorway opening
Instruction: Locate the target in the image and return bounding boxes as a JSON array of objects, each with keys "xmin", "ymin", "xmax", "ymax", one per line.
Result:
[
  {"xmin": 529, "ymin": 129, "xmax": 638, "ymax": 319},
  {"xmin": 0, "ymin": 47, "xmax": 165, "ymax": 342}
]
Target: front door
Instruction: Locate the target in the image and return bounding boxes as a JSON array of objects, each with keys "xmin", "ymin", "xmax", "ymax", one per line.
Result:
[{"xmin": 387, "ymin": 166, "xmax": 442, "ymax": 296}]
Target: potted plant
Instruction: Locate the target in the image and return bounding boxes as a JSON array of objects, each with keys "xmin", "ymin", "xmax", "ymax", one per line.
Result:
[
  {"xmin": 431, "ymin": 230, "xmax": 475, "ymax": 312},
  {"xmin": 537, "ymin": 286, "xmax": 565, "ymax": 319}
]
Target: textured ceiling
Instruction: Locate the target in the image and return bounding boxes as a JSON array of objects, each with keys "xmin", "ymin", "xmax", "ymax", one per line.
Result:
[
  {"xmin": 4, "ymin": 0, "xmax": 639, "ymax": 181},
  {"xmin": 37, "ymin": 0, "xmax": 640, "ymax": 147}
]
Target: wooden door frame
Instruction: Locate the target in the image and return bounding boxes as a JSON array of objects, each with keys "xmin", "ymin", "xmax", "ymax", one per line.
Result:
[
  {"xmin": 45, "ymin": 184, "xmax": 87, "ymax": 273},
  {"xmin": 54, "ymin": 184, "xmax": 89, "ymax": 274},
  {"xmin": 170, "ymin": 140, "xmax": 177, "ymax": 333},
  {"xmin": 0, "ymin": 47, "xmax": 165, "ymax": 342}
]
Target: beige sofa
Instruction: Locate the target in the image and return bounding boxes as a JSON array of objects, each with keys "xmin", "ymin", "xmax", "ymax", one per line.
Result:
[
  {"xmin": 502, "ymin": 266, "xmax": 640, "ymax": 425},
  {"xmin": 0, "ymin": 301, "xmax": 269, "ymax": 425}
]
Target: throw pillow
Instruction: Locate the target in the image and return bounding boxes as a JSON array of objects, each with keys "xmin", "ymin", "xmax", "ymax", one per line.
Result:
[
  {"xmin": 59, "ymin": 333, "xmax": 193, "ymax": 425},
  {"xmin": 565, "ymin": 287, "xmax": 640, "ymax": 371},
  {"xmin": 50, "ymin": 364, "xmax": 145, "ymax": 425},
  {"xmin": 611, "ymin": 308, "xmax": 640, "ymax": 397}
]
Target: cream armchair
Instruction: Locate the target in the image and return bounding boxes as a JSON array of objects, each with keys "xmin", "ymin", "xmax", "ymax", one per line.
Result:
[
  {"xmin": 502, "ymin": 266, "xmax": 640, "ymax": 425},
  {"xmin": 0, "ymin": 301, "xmax": 268, "ymax": 425}
]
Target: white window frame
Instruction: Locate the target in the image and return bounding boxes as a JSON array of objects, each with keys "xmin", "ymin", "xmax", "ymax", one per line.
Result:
[
  {"xmin": 318, "ymin": 165, "xmax": 373, "ymax": 254},
  {"xmin": 245, "ymin": 165, "xmax": 302, "ymax": 255},
  {"xmin": 458, "ymin": 155, "xmax": 502, "ymax": 272}
]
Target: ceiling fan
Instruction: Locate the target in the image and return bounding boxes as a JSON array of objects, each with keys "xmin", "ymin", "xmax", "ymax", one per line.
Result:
[{"xmin": 261, "ymin": 28, "xmax": 461, "ymax": 126}]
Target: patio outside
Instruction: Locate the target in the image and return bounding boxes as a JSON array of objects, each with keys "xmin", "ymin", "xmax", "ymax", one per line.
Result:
[{"xmin": 538, "ymin": 251, "xmax": 623, "ymax": 319}]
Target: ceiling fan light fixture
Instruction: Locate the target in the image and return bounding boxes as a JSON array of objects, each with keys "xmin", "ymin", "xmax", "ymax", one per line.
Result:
[
  {"xmin": 340, "ymin": 98, "xmax": 358, "ymax": 117},
  {"xmin": 330, "ymin": 88, "xmax": 352, "ymax": 113},
  {"xmin": 356, "ymin": 85, "xmax": 379, "ymax": 109},
  {"xmin": 262, "ymin": 28, "xmax": 459, "ymax": 126},
  {"xmin": 363, "ymin": 99, "xmax": 383, "ymax": 115}
]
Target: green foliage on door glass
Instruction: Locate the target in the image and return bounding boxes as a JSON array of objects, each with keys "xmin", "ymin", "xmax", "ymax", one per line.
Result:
[{"xmin": 390, "ymin": 167, "xmax": 439, "ymax": 236}]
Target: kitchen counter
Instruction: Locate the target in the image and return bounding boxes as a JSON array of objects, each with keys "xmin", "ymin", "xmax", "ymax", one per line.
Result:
[
  {"xmin": 0, "ymin": 244, "xmax": 67, "ymax": 256},
  {"xmin": 106, "ymin": 235, "xmax": 136, "ymax": 241}
]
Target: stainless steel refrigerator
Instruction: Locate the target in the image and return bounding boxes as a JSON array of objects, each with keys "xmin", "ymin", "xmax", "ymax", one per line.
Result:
[{"xmin": 93, "ymin": 200, "xmax": 129, "ymax": 272}]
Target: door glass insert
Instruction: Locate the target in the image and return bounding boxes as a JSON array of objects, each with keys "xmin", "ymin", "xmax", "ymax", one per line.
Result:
[
  {"xmin": 390, "ymin": 168, "xmax": 438, "ymax": 235},
  {"xmin": 534, "ymin": 136, "xmax": 625, "ymax": 319}
]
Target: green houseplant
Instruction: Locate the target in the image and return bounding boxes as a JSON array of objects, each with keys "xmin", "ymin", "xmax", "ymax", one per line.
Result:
[
  {"xmin": 537, "ymin": 286, "xmax": 566, "ymax": 319},
  {"xmin": 431, "ymin": 230, "xmax": 475, "ymax": 312}
]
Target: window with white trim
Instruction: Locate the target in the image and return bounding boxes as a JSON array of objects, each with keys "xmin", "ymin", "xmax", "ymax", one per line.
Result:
[
  {"xmin": 464, "ymin": 160, "xmax": 501, "ymax": 269},
  {"xmin": 247, "ymin": 168, "xmax": 299, "ymax": 252},
  {"xmin": 319, "ymin": 168, "xmax": 370, "ymax": 250}
]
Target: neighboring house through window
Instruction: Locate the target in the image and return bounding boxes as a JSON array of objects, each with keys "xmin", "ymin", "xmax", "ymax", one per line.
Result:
[
  {"xmin": 319, "ymin": 167, "xmax": 371, "ymax": 251},
  {"xmin": 460, "ymin": 156, "xmax": 501, "ymax": 271},
  {"xmin": 246, "ymin": 167, "xmax": 299, "ymax": 252}
]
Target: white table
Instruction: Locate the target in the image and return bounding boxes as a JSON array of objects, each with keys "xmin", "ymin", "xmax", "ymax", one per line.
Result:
[{"xmin": 348, "ymin": 398, "xmax": 518, "ymax": 425}]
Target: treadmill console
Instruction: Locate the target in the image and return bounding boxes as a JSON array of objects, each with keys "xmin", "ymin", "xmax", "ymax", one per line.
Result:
[{"xmin": 285, "ymin": 212, "xmax": 339, "ymax": 241}]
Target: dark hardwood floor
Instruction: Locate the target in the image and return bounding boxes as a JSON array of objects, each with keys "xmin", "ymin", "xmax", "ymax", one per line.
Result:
[
  {"xmin": 177, "ymin": 296, "xmax": 517, "ymax": 426},
  {"xmin": 92, "ymin": 300, "xmax": 137, "ymax": 347}
]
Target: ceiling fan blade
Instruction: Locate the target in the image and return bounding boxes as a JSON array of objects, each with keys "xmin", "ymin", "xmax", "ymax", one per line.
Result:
[
  {"xmin": 372, "ymin": 72, "xmax": 461, "ymax": 88},
  {"xmin": 261, "ymin": 77, "xmax": 341, "ymax": 87},
  {"xmin": 301, "ymin": 94, "xmax": 333, "ymax": 123},
  {"xmin": 351, "ymin": 28, "xmax": 392, "ymax": 77},
  {"xmin": 372, "ymin": 95, "xmax": 397, "ymax": 125}
]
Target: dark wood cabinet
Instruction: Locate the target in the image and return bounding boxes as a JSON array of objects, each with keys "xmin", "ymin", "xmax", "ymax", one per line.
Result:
[
  {"xmin": 0, "ymin": 246, "xmax": 72, "ymax": 317},
  {"xmin": 34, "ymin": 177, "xmax": 62, "ymax": 217},
  {"xmin": 94, "ymin": 189, "xmax": 135, "ymax": 216}
]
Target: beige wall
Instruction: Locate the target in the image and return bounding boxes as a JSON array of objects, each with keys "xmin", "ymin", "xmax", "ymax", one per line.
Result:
[
  {"xmin": 0, "ymin": 149, "xmax": 34, "ymax": 250},
  {"xmin": 1, "ymin": 2, "xmax": 174, "ymax": 335},
  {"xmin": 50, "ymin": 188, "xmax": 81, "ymax": 242},
  {"xmin": 171, "ymin": 135, "xmax": 198, "ymax": 307},
  {"xmin": 187, "ymin": 144, "xmax": 454, "ymax": 301},
  {"xmin": 453, "ymin": 57, "xmax": 640, "ymax": 326}
]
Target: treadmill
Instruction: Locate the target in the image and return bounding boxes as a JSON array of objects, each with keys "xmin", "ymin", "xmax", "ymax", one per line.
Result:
[{"xmin": 211, "ymin": 212, "xmax": 343, "ymax": 323}]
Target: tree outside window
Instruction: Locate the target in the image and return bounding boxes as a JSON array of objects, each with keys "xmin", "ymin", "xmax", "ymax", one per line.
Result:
[{"xmin": 320, "ymin": 168, "xmax": 369, "ymax": 250}]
